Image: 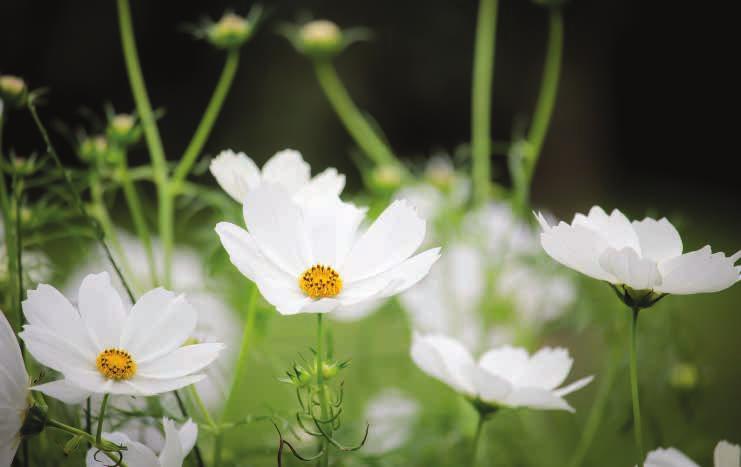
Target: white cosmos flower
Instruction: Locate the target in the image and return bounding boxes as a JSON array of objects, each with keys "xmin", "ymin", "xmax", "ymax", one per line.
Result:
[
  {"xmin": 536, "ymin": 207, "xmax": 741, "ymax": 295},
  {"xmin": 19, "ymin": 272, "xmax": 224, "ymax": 402},
  {"xmin": 210, "ymin": 148, "xmax": 345, "ymax": 204},
  {"xmin": 641, "ymin": 441, "xmax": 740, "ymax": 467},
  {"xmin": 465, "ymin": 203, "xmax": 539, "ymax": 258},
  {"xmin": 215, "ymin": 184, "xmax": 441, "ymax": 315},
  {"xmin": 411, "ymin": 334, "xmax": 592, "ymax": 412},
  {"xmin": 86, "ymin": 418, "xmax": 197, "ymax": 467},
  {"xmin": 363, "ymin": 389, "xmax": 419, "ymax": 455},
  {"xmin": 1, "ymin": 311, "xmax": 29, "ymax": 467},
  {"xmin": 496, "ymin": 263, "xmax": 576, "ymax": 324}
]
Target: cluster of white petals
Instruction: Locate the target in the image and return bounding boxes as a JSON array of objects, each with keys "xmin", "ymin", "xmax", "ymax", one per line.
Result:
[
  {"xmin": 210, "ymin": 148, "xmax": 345, "ymax": 204},
  {"xmin": 20, "ymin": 272, "xmax": 223, "ymax": 402},
  {"xmin": 642, "ymin": 441, "xmax": 740, "ymax": 467},
  {"xmin": 411, "ymin": 334, "xmax": 592, "ymax": 412},
  {"xmin": 537, "ymin": 207, "xmax": 740, "ymax": 295},
  {"xmin": 0, "ymin": 312, "xmax": 29, "ymax": 467},
  {"xmin": 86, "ymin": 418, "xmax": 197, "ymax": 467},
  {"xmin": 216, "ymin": 184, "xmax": 440, "ymax": 315}
]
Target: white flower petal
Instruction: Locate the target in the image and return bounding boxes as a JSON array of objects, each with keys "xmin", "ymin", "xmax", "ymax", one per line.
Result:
[
  {"xmin": 410, "ymin": 334, "xmax": 476, "ymax": 396},
  {"xmin": 0, "ymin": 409, "xmax": 21, "ymax": 467},
  {"xmin": 572, "ymin": 206, "xmax": 641, "ymax": 253},
  {"xmin": 123, "ymin": 374, "xmax": 205, "ymax": 396},
  {"xmin": 254, "ymin": 280, "xmax": 311, "ymax": 316},
  {"xmin": 714, "ymin": 441, "xmax": 741, "ymax": 467},
  {"xmin": 158, "ymin": 418, "xmax": 185, "ymax": 467},
  {"xmin": 472, "ymin": 367, "xmax": 512, "ymax": 405},
  {"xmin": 644, "ymin": 447, "xmax": 699, "ymax": 467},
  {"xmin": 598, "ymin": 247, "xmax": 662, "ymax": 290},
  {"xmin": 553, "ymin": 375, "xmax": 594, "ymax": 397},
  {"xmin": 516, "ymin": 347, "xmax": 573, "ymax": 390},
  {"xmin": 19, "ymin": 326, "xmax": 92, "ymax": 373},
  {"xmin": 342, "ymin": 200, "xmax": 426, "ymax": 282},
  {"xmin": 296, "ymin": 167, "xmax": 346, "ymax": 201},
  {"xmin": 86, "ymin": 432, "xmax": 159, "ymax": 467},
  {"xmin": 78, "ymin": 272, "xmax": 128, "ymax": 349},
  {"xmin": 177, "ymin": 419, "xmax": 198, "ymax": 460},
  {"xmin": 0, "ymin": 313, "xmax": 27, "ymax": 407},
  {"xmin": 136, "ymin": 343, "xmax": 224, "ymax": 379},
  {"xmin": 261, "ymin": 149, "xmax": 311, "ymax": 190},
  {"xmin": 539, "ymin": 220, "xmax": 615, "ymax": 282},
  {"xmin": 502, "ymin": 387, "xmax": 574, "ymax": 412},
  {"xmin": 632, "ymin": 217, "xmax": 683, "ymax": 263},
  {"xmin": 657, "ymin": 246, "xmax": 741, "ymax": 294},
  {"xmin": 302, "ymin": 196, "xmax": 366, "ymax": 266},
  {"xmin": 31, "ymin": 380, "xmax": 90, "ymax": 405},
  {"xmin": 210, "ymin": 150, "xmax": 261, "ymax": 203},
  {"xmin": 242, "ymin": 184, "xmax": 311, "ymax": 276},
  {"xmin": 478, "ymin": 346, "xmax": 530, "ymax": 383},
  {"xmin": 300, "ymin": 298, "xmax": 342, "ymax": 314},
  {"xmin": 122, "ymin": 294, "xmax": 196, "ymax": 364}
]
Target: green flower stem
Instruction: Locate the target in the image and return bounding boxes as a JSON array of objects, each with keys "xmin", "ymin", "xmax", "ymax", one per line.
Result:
[
  {"xmin": 189, "ymin": 385, "xmax": 217, "ymax": 430},
  {"xmin": 470, "ymin": 413, "xmax": 486, "ymax": 466},
  {"xmin": 316, "ymin": 314, "xmax": 332, "ymax": 467},
  {"xmin": 11, "ymin": 175, "xmax": 26, "ymax": 357},
  {"xmin": 313, "ymin": 60, "xmax": 399, "ymax": 168},
  {"xmin": 96, "ymin": 394, "xmax": 110, "ymax": 445},
  {"xmin": 172, "ymin": 49, "xmax": 240, "ymax": 188},
  {"xmin": 157, "ymin": 188, "xmax": 174, "ymax": 288},
  {"xmin": 516, "ymin": 7, "xmax": 563, "ymax": 212},
  {"xmin": 471, "ymin": 0, "xmax": 499, "ymax": 205},
  {"xmin": 46, "ymin": 418, "xmax": 129, "ymax": 467},
  {"xmin": 116, "ymin": 147, "xmax": 158, "ymax": 286},
  {"xmin": 629, "ymin": 307, "xmax": 645, "ymax": 466},
  {"xmin": 566, "ymin": 345, "xmax": 619, "ymax": 467}
]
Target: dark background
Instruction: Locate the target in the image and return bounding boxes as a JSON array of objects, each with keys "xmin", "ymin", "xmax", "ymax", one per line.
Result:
[{"xmin": 1, "ymin": 0, "xmax": 738, "ymax": 214}]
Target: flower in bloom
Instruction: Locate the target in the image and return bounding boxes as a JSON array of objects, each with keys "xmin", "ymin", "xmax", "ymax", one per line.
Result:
[
  {"xmin": 536, "ymin": 207, "xmax": 740, "ymax": 298},
  {"xmin": 210, "ymin": 148, "xmax": 345, "ymax": 204},
  {"xmin": 1, "ymin": 311, "xmax": 30, "ymax": 467},
  {"xmin": 216, "ymin": 184, "xmax": 441, "ymax": 315},
  {"xmin": 495, "ymin": 263, "xmax": 576, "ymax": 324},
  {"xmin": 363, "ymin": 389, "xmax": 419, "ymax": 455},
  {"xmin": 641, "ymin": 441, "xmax": 739, "ymax": 467},
  {"xmin": 86, "ymin": 418, "xmax": 197, "ymax": 467},
  {"xmin": 411, "ymin": 334, "xmax": 592, "ymax": 412},
  {"xmin": 20, "ymin": 272, "xmax": 224, "ymax": 402}
]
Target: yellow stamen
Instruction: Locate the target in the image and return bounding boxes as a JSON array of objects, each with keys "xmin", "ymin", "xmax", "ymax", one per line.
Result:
[
  {"xmin": 299, "ymin": 264, "xmax": 343, "ymax": 299},
  {"xmin": 96, "ymin": 348, "xmax": 137, "ymax": 380}
]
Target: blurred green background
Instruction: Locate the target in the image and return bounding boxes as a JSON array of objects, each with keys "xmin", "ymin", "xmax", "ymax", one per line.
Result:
[{"xmin": 2, "ymin": 1, "xmax": 740, "ymax": 466}]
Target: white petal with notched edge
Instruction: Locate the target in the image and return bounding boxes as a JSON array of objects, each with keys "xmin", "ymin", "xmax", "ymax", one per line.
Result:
[
  {"xmin": 1, "ymin": 312, "xmax": 30, "ymax": 467},
  {"xmin": 19, "ymin": 272, "xmax": 224, "ymax": 400},
  {"xmin": 536, "ymin": 207, "xmax": 740, "ymax": 295},
  {"xmin": 411, "ymin": 334, "xmax": 590, "ymax": 412}
]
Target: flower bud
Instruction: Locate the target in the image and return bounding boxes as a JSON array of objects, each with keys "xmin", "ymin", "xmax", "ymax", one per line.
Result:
[
  {"xmin": 369, "ymin": 164, "xmax": 404, "ymax": 192},
  {"xmin": 669, "ymin": 362, "xmax": 699, "ymax": 391},
  {"xmin": 298, "ymin": 20, "xmax": 344, "ymax": 59},
  {"xmin": 107, "ymin": 113, "xmax": 141, "ymax": 147},
  {"xmin": 207, "ymin": 13, "xmax": 253, "ymax": 49},
  {"xmin": 424, "ymin": 157, "xmax": 456, "ymax": 191},
  {"xmin": 78, "ymin": 135, "xmax": 109, "ymax": 163},
  {"xmin": 0, "ymin": 75, "xmax": 28, "ymax": 109}
]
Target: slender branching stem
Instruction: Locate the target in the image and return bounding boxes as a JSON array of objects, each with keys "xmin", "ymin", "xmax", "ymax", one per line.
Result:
[
  {"xmin": 96, "ymin": 394, "xmax": 110, "ymax": 445},
  {"xmin": 172, "ymin": 49, "xmax": 240, "ymax": 189},
  {"xmin": 316, "ymin": 314, "xmax": 332, "ymax": 467},
  {"xmin": 471, "ymin": 0, "xmax": 499, "ymax": 205},
  {"xmin": 313, "ymin": 60, "xmax": 399, "ymax": 168},
  {"xmin": 470, "ymin": 413, "xmax": 486, "ymax": 466},
  {"xmin": 629, "ymin": 307, "xmax": 645, "ymax": 465}
]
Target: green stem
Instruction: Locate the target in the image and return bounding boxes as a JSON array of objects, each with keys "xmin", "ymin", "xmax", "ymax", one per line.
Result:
[
  {"xmin": 316, "ymin": 314, "xmax": 331, "ymax": 467},
  {"xmin": 117, "ymin": 147, "xmax": 158, "ymax": 286},
  {"xmin": 96, "ymin": 394, "xmax": 110, "ymax": 445},
  {"xmin": 211, "ymin": 434, "xmax": 223, "ymax": 467},
  {"xmin": 471, "ymin": 0, "xmax": 499, "ymax": 205},
  {"xmin": 629, "ymin": 308, "xmax": 644, "ymax": 466},
  {"xmin": 157, "ymin": 187, "xmax": 174, "ymax": 287},
  {"xmin": 47, "ymin": 418, "xmax": 129, "ymax": 467},
  {"xmin": 11, "ymin": 176, "xmax": 25, "ymax": 356},
  {"xmin": 471, "ymin": 414, "xmax": 486, "ymax": 466},
  {"xmin": 516, "ymin": 7, "xmax": 563, "ymax": 212},
  {"xmin": 190, "ymin": 385, "xmax": 216, "ymax": 429},
  {"xmin": 566, "ymin": 346, "xmax": 619, "ymax": 467},
  {"xmin": 172, "ymin": 49, "xmax": 240, "ymax": 188},
  {"xmin": 313, "ymin": 60, "xmax": 398, "ymax": 167}
]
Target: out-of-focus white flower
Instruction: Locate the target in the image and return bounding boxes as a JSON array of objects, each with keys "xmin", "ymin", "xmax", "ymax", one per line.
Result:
[
  {"xmin": 464, "ymin": 202, "xmax": 538, "ymax": 258},
  {"xmin": 401, "ymin": 243, "xmax": 486, "ymax": 350},
  {"xmin": 20, "ymin": 272, "xmax": 223, "ymax": 401},
  {"xmin": 363, "ymin": 389, "xmax": 419, "ymax": 455},
  {"xmin": 66, "ymin": 232, "xmax": 242, "ymax": 411},
  {"xmin": 641, "ymin": 441, "xmax": 740, "ymax": 467},
  {"xmin": 216, "ymin": 184, "xmax": 440, "ymax": 315},
  {"xmin": 86, "ymin": 418, "xmax": 197, "ymax": 467},
  {"xmin": 210, "ymin": 149, "xmax": 345, "ymax": 204},
  {"xmin": 411, "ymin": 334, "xmax": 592, "ymax": 412},
  {"xmin": 536, "ymin": 207, "xmax": 740, "ymax": 296},
  {"xmin": 395, "ymin": 184, "xmax": 444, "ymax": 225},
  {"xmin": 496, "ymin": 264, "xmax": 576, "ymax": 324},
  {"xmin": 1, "ymin": 311, "xmax": 30, "ymax": 467}
]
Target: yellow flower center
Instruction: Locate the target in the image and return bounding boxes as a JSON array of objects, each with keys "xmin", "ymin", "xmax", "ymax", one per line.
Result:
[
  {"xmin": 299, "ymin": 264, "xmax": 343, "ymax": 299},
  {"xmin": 96, "ymin": 348, "xmax": 137, "ymax": 380}
]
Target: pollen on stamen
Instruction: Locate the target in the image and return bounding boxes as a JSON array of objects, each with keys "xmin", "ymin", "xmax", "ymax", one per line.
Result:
[
  {"xmin": 299, "ymin": 264, "xmax": 343, "ymax": 299},
  {"xmin": 96, "ymin": 348, "xmax": 137, "ymax": 380}
]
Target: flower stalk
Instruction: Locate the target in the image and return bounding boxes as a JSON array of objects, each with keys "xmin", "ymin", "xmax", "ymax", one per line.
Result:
[
  {"xmin": 470, "ymin": 413, "xmax": 486, "ymax": 466},
  {"xmin": 316, "ymin": 313, "xmax": 332, "ymax": 467},
  {"xmin": 629, "ymin": 307, "xmax": 644, "ymax": 466},
  {"xmin": 471, "ymin": 0, "xmax": 499, "ymax": 205}
]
